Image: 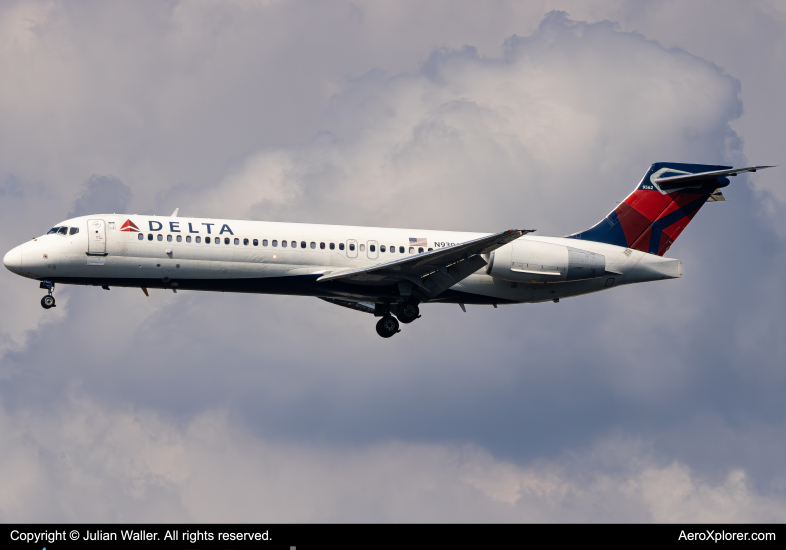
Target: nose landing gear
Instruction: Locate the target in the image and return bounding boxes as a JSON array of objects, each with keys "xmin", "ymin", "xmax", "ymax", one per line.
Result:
[{"xmin": 40, "ymin": 280, "xmax": 56, "ymax": 309}]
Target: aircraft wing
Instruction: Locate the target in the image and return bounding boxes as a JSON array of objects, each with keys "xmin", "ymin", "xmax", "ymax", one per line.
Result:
[{"xmin": 317, "ymin": 229, "xmax": 533, "ymax": 300}]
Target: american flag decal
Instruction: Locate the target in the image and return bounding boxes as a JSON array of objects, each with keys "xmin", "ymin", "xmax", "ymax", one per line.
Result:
[{"xmin": 409, "ymin": 237, "xmax": 427, "ymax": 247}]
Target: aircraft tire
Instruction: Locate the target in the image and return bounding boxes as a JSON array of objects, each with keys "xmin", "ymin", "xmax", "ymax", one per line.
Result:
[
  {"xmin": 41, "ymin": 295, "xmax": 55, "ymax": 309},
  {"xmin": 376, "ymin": 316, "xmax": 399, "ymax": 338},
  {"xmin": 396, "ymin": 303, "xmax": 419, "ymax": 324}
]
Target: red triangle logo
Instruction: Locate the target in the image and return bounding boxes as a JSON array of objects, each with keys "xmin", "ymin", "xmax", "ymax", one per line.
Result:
[{"xmin": 120, "ymin": 219, "xmax": 140, "ymax": 232}]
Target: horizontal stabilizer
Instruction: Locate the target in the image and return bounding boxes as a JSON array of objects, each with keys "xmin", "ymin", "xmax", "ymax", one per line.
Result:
[{"xmin": 654, "ymin": 165, "xmax": 774, "ymax": 190}]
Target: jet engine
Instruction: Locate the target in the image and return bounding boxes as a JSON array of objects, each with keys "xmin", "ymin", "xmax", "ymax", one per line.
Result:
[{"xmin": 486, "ymin": 240, "xmax": 606, "ymax": 283}]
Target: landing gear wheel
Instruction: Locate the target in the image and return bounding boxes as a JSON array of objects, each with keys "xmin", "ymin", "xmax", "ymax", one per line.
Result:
[
  {"xmin": 376, "ymin": 316, "xmax": 400, "ymax": 338},
  {"xmin": 396, "ymin": 303, "xmax": 420, "ymax": 324},
  {"xmin": 41, "ymin": 295, "xmax": 55, "ymax": 309}
]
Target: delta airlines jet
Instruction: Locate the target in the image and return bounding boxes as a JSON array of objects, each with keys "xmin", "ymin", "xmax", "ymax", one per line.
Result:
[{"xmin": 3, "ymin": 163, "xmax": 772, "ymax": 337}]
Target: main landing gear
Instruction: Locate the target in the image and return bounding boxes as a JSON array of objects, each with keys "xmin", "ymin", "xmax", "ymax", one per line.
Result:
[
  {"xmin": 396, "ymin": 302, "xmax": 420, "ymax": 324},
  {"xmin": 374, "ymin": 302, "xmax": 421, "ymax": 338},
  {"xmin": 376, "ymin": 316, "xmax": 400, "ymax": 338},
  {"xmin": 40, "ymin": 280, "xmax": 56, "ymax": 309}
]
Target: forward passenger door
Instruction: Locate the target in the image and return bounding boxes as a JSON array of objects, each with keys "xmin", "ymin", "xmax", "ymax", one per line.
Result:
[{"xmin": 87, "ymin": 219, "xmax": 106, "ymax": 255}]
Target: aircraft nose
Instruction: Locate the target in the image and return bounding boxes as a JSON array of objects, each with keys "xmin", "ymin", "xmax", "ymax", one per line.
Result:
[{"xmin": 3, "ymin": 245, "xmax": 22, "ymax": 274}]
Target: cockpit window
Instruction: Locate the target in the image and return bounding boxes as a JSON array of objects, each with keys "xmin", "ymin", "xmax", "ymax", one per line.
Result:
[
  {"xmin": 69, "ymin": 227, "xmax": 79, "ymax": 235},
  {"xmin": 57, "ymin": 227, "xmax": 68, "ymax": 235},
  {"xmin": 47, "ymin": 227, "xmax": 62, "ymax": 234}
]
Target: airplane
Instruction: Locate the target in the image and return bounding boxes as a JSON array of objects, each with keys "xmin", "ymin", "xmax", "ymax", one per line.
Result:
[{"xmin": 2, "ymin": 162, "xmax": 773, "ymax": 338}]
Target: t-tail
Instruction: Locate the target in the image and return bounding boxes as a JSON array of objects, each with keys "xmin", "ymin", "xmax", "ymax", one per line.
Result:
[{"xmin": 566, "ymin": 162, "xmax": 773, "ymax": 256}]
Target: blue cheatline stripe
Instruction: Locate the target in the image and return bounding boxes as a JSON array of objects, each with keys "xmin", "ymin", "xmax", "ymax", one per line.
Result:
[{"xmin": 647, "ymin": 195, "xmax": 709, "ymax": 254}]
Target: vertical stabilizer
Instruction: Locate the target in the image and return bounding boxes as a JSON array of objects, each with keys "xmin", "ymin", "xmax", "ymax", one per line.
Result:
[{"xmin": 566, "ymin": 162, "xmax": 734, "ymax": 256}]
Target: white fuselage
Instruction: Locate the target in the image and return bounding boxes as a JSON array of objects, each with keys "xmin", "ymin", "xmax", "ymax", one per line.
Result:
[{"xmin": 3, "ymin": 214, "xmax": 681, "ymax": 305}]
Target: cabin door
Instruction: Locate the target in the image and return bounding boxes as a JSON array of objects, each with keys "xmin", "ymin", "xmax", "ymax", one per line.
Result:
[{"xmin": 87, "ymin": 219, "xmax": 106, "ymax": 255}]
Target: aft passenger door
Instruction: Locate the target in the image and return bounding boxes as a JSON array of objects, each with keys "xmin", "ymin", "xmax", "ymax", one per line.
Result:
[{"xmin": 87, "ymin": 219, "xmax": 106, "ymax": 255}]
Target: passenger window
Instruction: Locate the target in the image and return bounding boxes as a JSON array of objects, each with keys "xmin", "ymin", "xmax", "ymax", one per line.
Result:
[
  {"xmin": 428, "ymin": 248, "xmax": 433, "ymax": 251},
  {"xmin": 69, "ymin": 227, "xmax": 79, "ymax": 235},
  {"xmin": 57, "ymin": 227, "xmax": 68, "ymax": 235},
  {"xmin": 380, "ymin": 245, "xmax": 386, "ymax": 252},
  {"xmin": 370, "ymin": 244, "xmax": 376, "ymax": 252},
  {"xmin": 225, "ymin": 238, "xmax": 230, "ymax": 245},
  {"xmin": 418, "ymin": 247, "xmax": 424, "ymax": 253},
  {"xmin": 205, "ymin": 237, "xmax": 211, "ymax": 243},
  {"xmin": 196, "ymin": 236, "xmax": 201, "ymax": 243},
  {"xmin": 167, "ymin": 235, "xmax": 172, "ymax": 242},
  {"xmin": 310, "ymin": 242, "xmax": 316, "ymax": 249},
  {"xmin": 138, "ymin": 233, "xmax": 144, "ymax": 240},
  {"xmin": 215, "ymin": 238, "xmax": 220, "ymax": 244},
  {"xmin": 330, "ymin": 243, "xmax": 335, "ymax": 250},
  {"xmin": 339, "ymin": 243, "xmax": 345, "ymax": 250},
  {"xmin": 282, "ymin": 240, "xmax": 287, "ymax": 247},
  {"xmin": 253, "ymin": 239, "xmax": 258, "ymax": 246},
  {"xmin": 359, "ymin": 244, "xmax": 365, "ymax": 252},
  {"xmin": 177, "ymin": 235, "xmax": 182, "ymax": 242},
  {"xmin": 234, "ymin": 238, "xmax": 239, "ymax": 245},
  {"xmin": 409, "ymin": 247, "xmax": 414, "ymax": 253},
  {"xmin": 301, "ymin": 241, "xmax": 306, "ymax": 249},
  {"xmin": 320, "ymin": 242, "xmax": 325, "ymax": 249},
  {"xmin": 262, "ymin": 239, "xmax": 268, "ymax": 246},
  {"xmin": 291, "ymin": 241, "xmax": 296, "ymax": 248},
  {"xmin": 349, "ymin": 243, "xmax": 355, "ymax": 251},
  {"xmin": 272, "ymin": 240, "xmax": 278, "ymax": 247},
  {"xmin": 399, "ymin": 246, "xmax": 404, "ymax": 253},
  {"xmin": 157, "ymin": 234, "xmax": 163, "ymax": 241},
  {"xmin": 148, "ymin": 234, "xmax": 153, "ymax": 241},
  {"xmin": 186, "ymin": 236, "xmax": 191, "ymax": 243}
]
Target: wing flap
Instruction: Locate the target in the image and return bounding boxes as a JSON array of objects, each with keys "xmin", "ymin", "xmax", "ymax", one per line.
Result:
[
  {"xmin": 411, "ymin": 255, "xmax": 488, "ymax": 301},
  {"xmin": 318, "ymin": 297, "xmax": 376, "ymax": 314}
]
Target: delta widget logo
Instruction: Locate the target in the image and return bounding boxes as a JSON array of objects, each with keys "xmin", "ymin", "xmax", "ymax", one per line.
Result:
[{"xmin": 120, "ymin": 219, "xmax": 140, "ymax": 232}]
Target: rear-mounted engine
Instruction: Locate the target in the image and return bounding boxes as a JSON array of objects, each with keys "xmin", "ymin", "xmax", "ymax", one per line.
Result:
[{"xmin": 486, "ymin": 240, "xmax": 606, "ymax": 283}]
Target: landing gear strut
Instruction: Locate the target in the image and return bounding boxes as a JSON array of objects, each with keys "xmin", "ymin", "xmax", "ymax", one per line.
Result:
[
  {"xmin": 40, "ymin": 280, "xmax": 56, "ymax": 309},
  {"xmin": 376, "ymin": 316, "xmax": 400, "ymax": 338}
]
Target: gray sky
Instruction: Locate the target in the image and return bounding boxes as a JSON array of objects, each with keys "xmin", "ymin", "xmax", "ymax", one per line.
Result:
[{"xmin": 1, "ymin": 0, "xmax": 785, "ymax": 521}]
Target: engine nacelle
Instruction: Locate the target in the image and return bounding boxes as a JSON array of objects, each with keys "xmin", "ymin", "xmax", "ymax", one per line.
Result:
[{"xmin": 486, "ymin": 240, "xmax": 606, "ymax": 283}]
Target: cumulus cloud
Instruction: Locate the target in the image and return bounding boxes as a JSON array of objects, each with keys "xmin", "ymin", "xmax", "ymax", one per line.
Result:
[
  {"xmin": 2, "ymin": 396, "xmax": 783, "ymax": 523},
  {"xmin": 184, "ymin": 11, "xmax": 744, "ymax": 236},
  {"xmin": 1, "ymin": 1, "xmax": 785, "ymax": 522}
]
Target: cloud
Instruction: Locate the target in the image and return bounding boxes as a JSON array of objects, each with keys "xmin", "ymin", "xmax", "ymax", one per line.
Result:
[
  {"xmin": 2, "ymin": 396, "xmax": 784, "ymax": 522},
  {"xmin": 68, "ymin": 174, "xmax": 132, "ymax": 218},
  {"xmin": 181, "ymin": 10, "xmax": 744, "ymax": 238}
]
